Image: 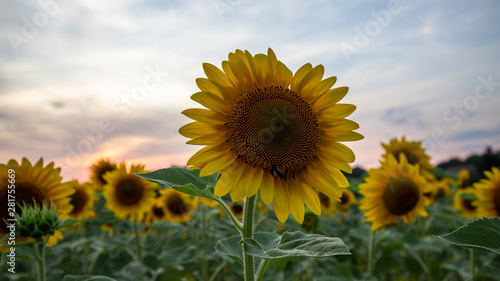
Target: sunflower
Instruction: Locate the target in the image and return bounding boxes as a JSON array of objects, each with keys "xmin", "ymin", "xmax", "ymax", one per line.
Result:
[
  {"xmin": 317, "ymin": 192, "xmax": 336, "ymax": 217},
  {"xmin": 147, "ymin": 199, "xmax": 168, "ymax": 223},
  {"xmin": 359, "ymin": 154, "xmax": 431, "ymax": 231},
  {"xmin": 158, "ymin": 188, "xmax": 197, "ymax": 223},
  {"xmin": 0, "ymin": 158, "xmax": 74, "ymax": 251},
  {"xmin": 381, "ymin": 136, "xmax": 432, "ymax": 171},
  {"xmin": 453, "ymin": 187, "xmax": 478, "ymax": 218},
  {"xmin": 179, "ymin": 48, "xmax": 363, "ymax": 223},
  {"xmin": 472, "ymin": 167, "xmax": 500, "ymax": 217},
  {"xmin": 65, "ymin": 181, "xmax": 95, "ymax": 220},
  {"xmin": 90, "ymin": 158, "xmax": 118, "ymax": 191},
  {"xmin": 229, "ymin": 202, "xmax": 244, "ymax": 220},
  {"xmin": 335, "ymin": 188, "xmax": 356, "ymax": 214},
  {"xmin": 457, "ymin": 169, "xmax": 470, "ymax": 189},
  {"xmin": 103, "ymin": 163, "xmax": 157, "ymax": 220}
]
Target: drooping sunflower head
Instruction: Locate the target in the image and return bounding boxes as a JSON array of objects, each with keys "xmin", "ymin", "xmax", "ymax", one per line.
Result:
[
  {"xmin": 0, "ymin": 158, "xmax": 74, "ymax": 251},
  {"xmin": 103, "ymin": 163, "xmax": 157, "ymax": 220},
  {"xmin": 381, "ymin": 136, "xmax": 432, "ymax": 171},
  {"xmin": 159, "ymin": 188, "xmax": 197, "ymax": 223},
  {"xmin": 179, "ymin": 48, "xmax": 363, "ymax": 223},
  {"xmin": 453, "ymin": 187, "xmax": 478, "ymax": 218},
  {"xmin": 90, "ymin": 158, "xmax": 118, "ymax": 190},
  {"xmin": 65, "ymin": 181, "xmax": 95, "ymax": 220},
  {"xmin": 472, "ymin": 167, "xmax": 500, "ymax": 217},
  {"xmin": 457, "ymin": 169, "xmax": 470, "ymax": 189},
  {"xmin": 359, "ymin": 154, "xmax": 431, "ymax": 231}
]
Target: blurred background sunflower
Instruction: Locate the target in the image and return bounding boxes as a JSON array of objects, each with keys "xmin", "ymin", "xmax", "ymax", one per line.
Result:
[
  {"xmin": 381, "ymin": 136, "xmax": 432, "ymax": 171},
  {"xmin": 103, "ymin": 163, "xmax": 157, "ymax": 220},
  {"xmin": 359, "ymin": 154, "xmax": 431, "ymax": 231},
  {"xmin": 65, "ymin": 181, "xmax": 96, "ymax": 220},
  {"xmin": 90, "ymin": 158, "xmax": 118, "ymax": 191},
  {"xmin": 473, "ymin": 167, "xmax": 500, "ymax": 217},
  {"xmin": 453, "ymin": 187, "xmax": 478, "ymax": 218},
  {"xmin": 158, "ymin": 188, "xmax": 197, "ymax": 223}
]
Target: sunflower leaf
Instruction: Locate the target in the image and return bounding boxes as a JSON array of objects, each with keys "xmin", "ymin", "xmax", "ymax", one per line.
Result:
[
  {"xmin": 436, "ymin": 217, "xmax": 500, "ymax": 255},
  {"xmin": 243, "ymin": 231, "xmax": 351, "ymax": 260},
  {"xmin": 58, "ymin": 219, "xmax": 81, "ymax": 229},
  {"xmin": 135, "ymin": 167, "xmax": 219, "ymax": 199},
  {"xmin": 215, "ymin": 235, "xmax": 244, "ymax": 264}
]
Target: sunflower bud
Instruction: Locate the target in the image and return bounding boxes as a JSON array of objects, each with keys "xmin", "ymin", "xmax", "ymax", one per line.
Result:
[{"xmin": 16, "ymin": 201, "xmax": 60, "ymax": 239}]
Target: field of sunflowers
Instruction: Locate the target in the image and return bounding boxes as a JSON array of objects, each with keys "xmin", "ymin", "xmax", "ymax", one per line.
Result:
[
  {"xmin": 2, "ymin": 140, "xmax": 499, "ymax": 281},
  {"xmin": 2, "ymin": 49, "xmax": 500, "ymax": 281}
]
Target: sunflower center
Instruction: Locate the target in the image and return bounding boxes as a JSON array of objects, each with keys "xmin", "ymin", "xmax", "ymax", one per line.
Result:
[
  {"xmin": 114, "ymin": 177, "xmax": 144, "ymax": 206},
  {"xmin": 231, "ymin": 205, "xmax": 243, "ymax": 215},
  {"xmin": 227, "ymin": 85, "xmax": 320, "ymax": 178},
  {"xmin": 69, "ymin": 188, "xmax": 89, "ymax": 216},
  {"xmin": 461, "ymin": 197, "xmax": 477, "ymax": 212},
  {"xmin": 97, "ymin": 165, "xmax": 116, "ymax": 185},
  {"xmin": 166, "ymin": 194, "xmax": 188, "ymax": 215},
  {"xmin": 383, "ymin": 177, "xmax": 420, "ymax": 216},
  {"xmin": 340, "ymin": 193, "xmax": 350, "ymax": 205},
  {"xmin": 152, "ymin": 205, "xmax": 165, "ymax": 218}
]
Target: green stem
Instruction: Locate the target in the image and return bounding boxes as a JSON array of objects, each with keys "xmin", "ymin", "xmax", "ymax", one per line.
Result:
[
  {"xmin": 367, "ymin": 230, "xmax": 375, "ymax": 277},
  {"xmin": 405, "ymin": 244, "xmax": 431, "ymax": 281},
  {"xmin": 214, "ymin": 197, "xmax": 243, "ymax": 234},
  {"xmin": 200, "ymin": 206, "xmax": 209, "ymax": 281},
  {"xmin": 242, "ymin": 195, "xmax": 257, "ymax": 281},
  {"xmin": 255, "ymin": 259, "xmax": 270, "ymax": 281},
  {"xmin": 80, "ymin": 221, "xmax": 89, "ymax": 274},
  {"xmin": 32, "ymin": 238, "xmax": 46, "ymax": 281},
  {"xmin": 133, "ymin": 214, "xmax": 142, "ymax": 261},
  {"xmin": 469, "ymin": 249, "xmax": 475, "ymax": 281},
  {"xmin": 208, "ymin": 261, "xmax": 227, "ymax": 281}
]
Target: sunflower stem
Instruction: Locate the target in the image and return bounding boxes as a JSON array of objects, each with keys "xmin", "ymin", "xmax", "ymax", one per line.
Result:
[
  {"xmin": 367, "ymin": 230, "xmax": 375, "ymax": 277},
  {"xmin": 242, "ymin": 194, "xmax": 257, "ymax": 281},
  {"xmin": 255, "ymin": 259, "xmax": 269, "ymax": 281},
  {"xmin": 214, "ymin": 197, "xmax": 243, "ymax": 234},
  {"xmin": 32, "ymin": 237, "xmax": 46, "ymax": 281},
  {"xmin": 200, "ymin": 205, "xmax": 209, "ymax": 281},
  {"xmin": 469, "ymin": 249, "xmax": 475, "ymax": 281},
  {"xmin": 133, "ymin": 213, "xmax": 143, "ymax": 261},
  {"xmin": 80, "ymin": 220, "xmax": 90, "ymax": 274}
]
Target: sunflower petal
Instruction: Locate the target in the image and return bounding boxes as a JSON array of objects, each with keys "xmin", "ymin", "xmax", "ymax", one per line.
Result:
[{"xmin": 259, "ymin": 172, "xmax": 275, "ymax": 205}]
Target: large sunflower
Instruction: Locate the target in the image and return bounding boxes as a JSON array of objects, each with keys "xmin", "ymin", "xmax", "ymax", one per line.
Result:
[
  {"xmin": 473, "ymin": 167, "xmax": 500, "ymax": 217},
  {"xmin": 158, "ymin": 188, "xmax": 197, "ymax": 223},
  {"xmin": 65, "ymin": 181, "xmax": 95, "ymax": 220},
  {"xmin": 90, "ymin": 158, "xmax": 118, "ymax": 191},
  {"xmin": 381, "ymin": 136, "xmax": 432, "ymax": 171},
  {"xmin": 179, "ymin": 48, "xmax": 363, "ymax": 223},
  {"xmin": 359, "ymin": 154, "xmax": 431, "ymax": 231},
  {"xmin": 0, "ymin": 158, "xmax": 74, "ymax": 251},
  {"xmin": 103, "ymin": 163, "xmax": 157, "ymax": 220}
]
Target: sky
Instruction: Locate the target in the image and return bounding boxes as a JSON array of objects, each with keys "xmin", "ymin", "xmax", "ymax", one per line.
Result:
[{"xmin": 1, "ymin": 0, "xmax": 500, "ymax": 181}]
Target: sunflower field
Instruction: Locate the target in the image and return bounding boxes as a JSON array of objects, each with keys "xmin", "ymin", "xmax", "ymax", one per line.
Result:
[{"xmin": 2, "ymin": 49, "xmax": 500, "ymax": 281}]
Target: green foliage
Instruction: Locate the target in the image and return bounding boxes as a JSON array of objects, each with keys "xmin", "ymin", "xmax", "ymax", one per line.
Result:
[{"xmin": 437, "ymin": 217, "xmax": 500, "ymax": 254}]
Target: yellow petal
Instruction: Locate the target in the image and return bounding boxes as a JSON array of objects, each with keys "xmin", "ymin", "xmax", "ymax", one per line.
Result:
[
  {"xmin": 200, "ymin": 152, "xmax": 237, "ymax": 177},
  {"xmin": 191, "ymin": 92, "xmax": 230, "ymax": 114},
  {"xmin": 313, "ymin": 87, "xmax": 348, "ymax": 110},
  {"xmin": 187, "ymin": 144, "xmax": 231, "ymax": 166},
  {"xmin": 182, "ymin": 108, "xmax": 227, "ymax": 124},
  {"xmin": 296, "ymin": 175, "xmax": 322, "ymax": 215},
  {"xmin": 288, "ymin": 180, "xmax": 305, "ymax": 223},
  {"xmin": 203, "ymin": 63, "xmax": 231, "ymax": 87},
  {"xmin": 259, "ymin": 172, "xmax": 275, "ymax": 205},
  {"xmin": 246, "ymin": 167, "xmax": 263, "ymax": 197},
  {"xmin": 291, "ymin": 63, "xmax": 312, "ymax": 91}
]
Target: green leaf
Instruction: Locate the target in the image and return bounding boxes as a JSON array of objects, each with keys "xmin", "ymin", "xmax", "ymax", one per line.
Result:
[
  {"xmin": 59, "ymin": 218, "xmax": 80, "ymax": 229},
  {"xmin": 436, "ymin": 217, "xmax": 500, "ymax": 254},
  {"xmin": 215, "ymin": 235, "xmax": 244, "ymax": 264},
  {"xmin": 135, "ymin": 167, "xmax": 219, "ymax": 199},
  {"xmin": 243, "ymin": 231, "xmax": 351, "ymax": 260},
  {"xmin": 62, "ymin": 275, "xmax": 118, "ymax": 281}
]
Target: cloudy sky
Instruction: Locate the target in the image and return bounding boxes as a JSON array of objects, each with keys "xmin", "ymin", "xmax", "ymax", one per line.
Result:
[{"xmin": 1, "ymin": 0, "xmax": 500, "ymax": 181}]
